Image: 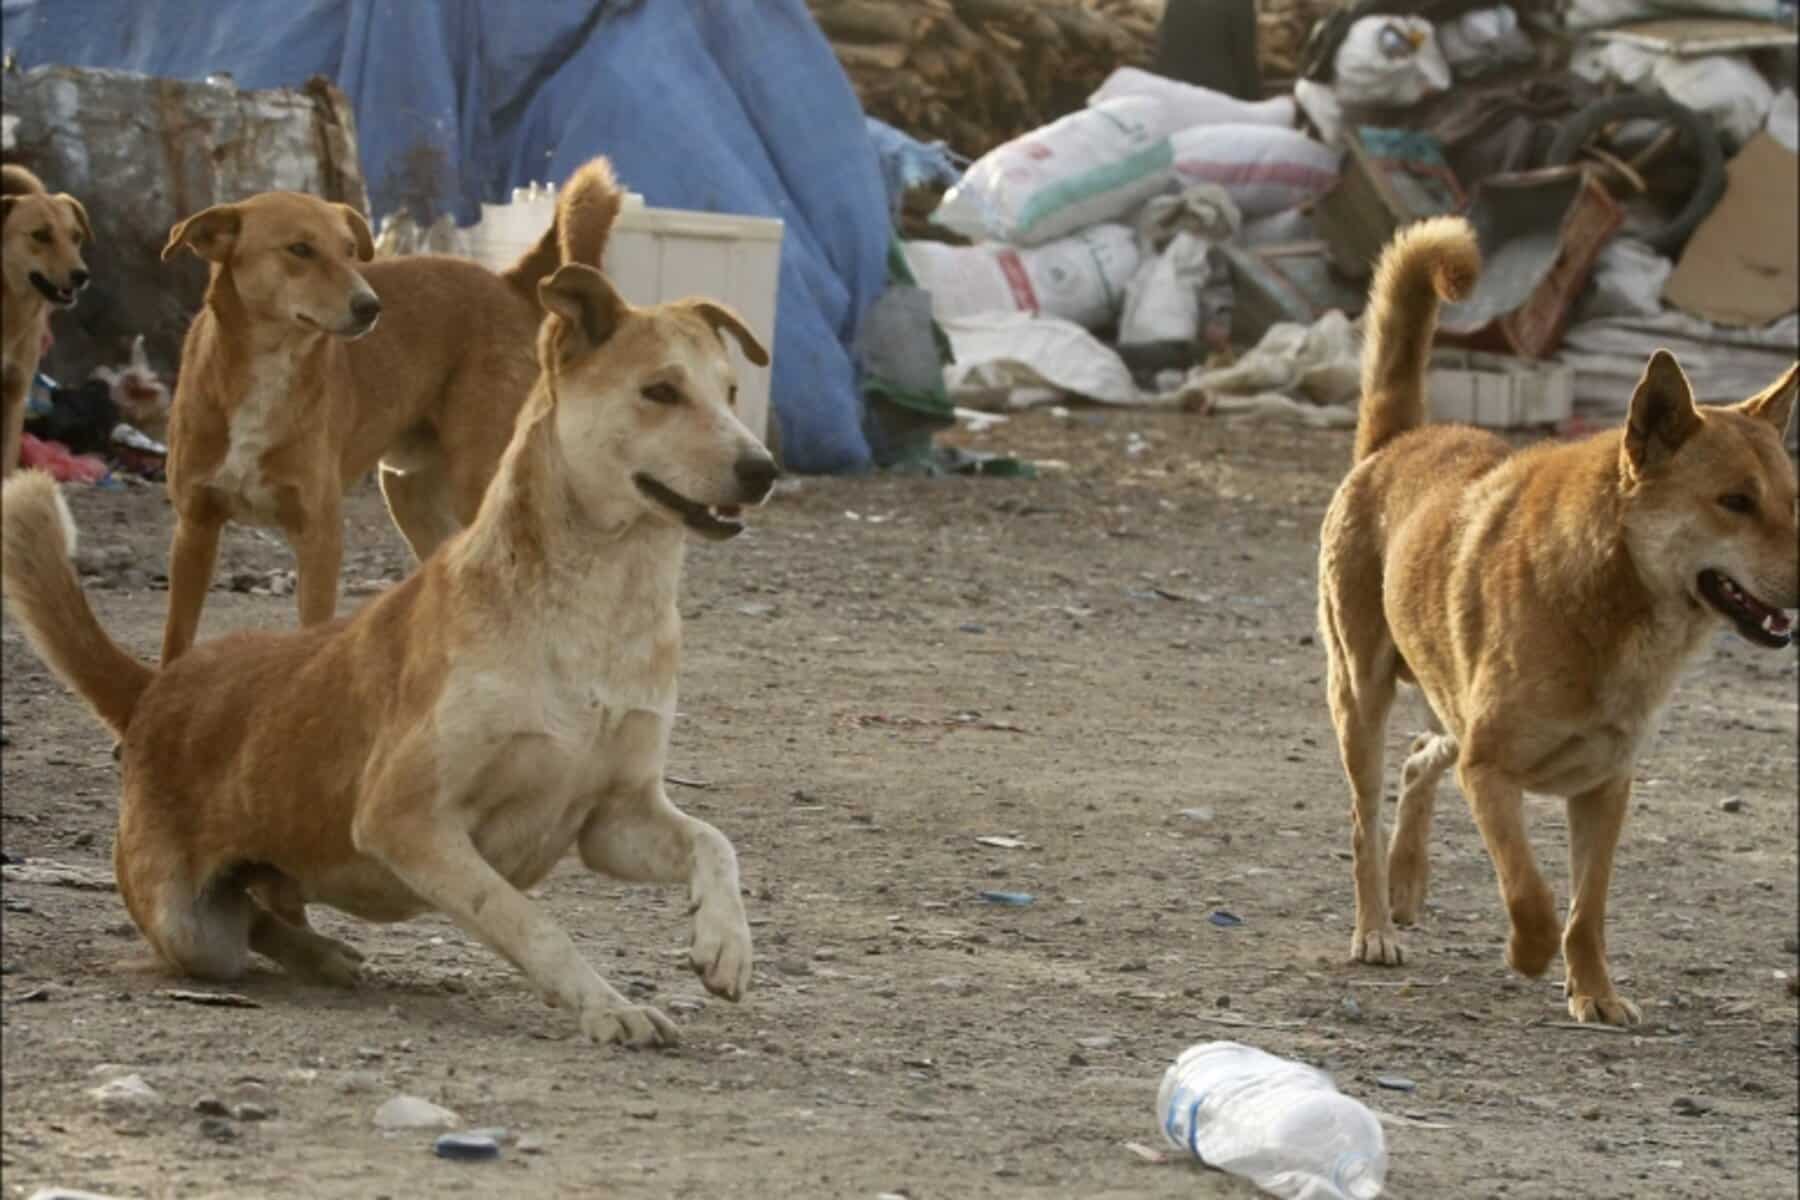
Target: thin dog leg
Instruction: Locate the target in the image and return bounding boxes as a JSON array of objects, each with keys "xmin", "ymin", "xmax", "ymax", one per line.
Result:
[
  {"xmin": 288, "ymin": 498, "xmax": 343, "ymax": 626},
  {"xmin": 356, "ymin": 758, "xmax": 677, "ymax": 1046},
  {"xmin": 1325, "ymin": 645, "xmax": 1403, "ymax": 965},
  {"xmin": 578, "ymin": 785, "xmax": 753, "ymax": 1002},
  {"xmin": 1459, "ymin": 759, "xmax": 1559, "ymax": 978},
  {"xmin": 1, "ymin": 368, "xmax": 27, "ymax": 479},
  {"xmin": 162, "ymin": 513, "xmax": 224, "ymax": 665},
  {"xmin": 1562, "ymin": 776, "xmax": 1640, "ymax": 1025},
  {"xmin": 1389, "ymin": 731, "xmax": 1458, "ymax": 925}
]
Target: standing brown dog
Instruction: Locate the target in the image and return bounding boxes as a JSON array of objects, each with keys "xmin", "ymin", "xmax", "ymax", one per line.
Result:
[
  {"xmin": 2, "ymin": 164, "xmax": 92, "ymax": 477},
  {"xmin": 159, "ymin": 158, "xmax": 622, "ymax": 663},
  {"xmin": 1319, "ymin": 215, "xmax": 1797, "ymax": 1025}
]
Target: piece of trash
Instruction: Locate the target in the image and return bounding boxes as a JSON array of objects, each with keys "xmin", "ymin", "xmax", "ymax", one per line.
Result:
[
  {"xmin": 1208, "ymin": 910, "xmax": 1245, "ymax": 928},
  {"xmin": 978, "ymin": 890, "xmax": 1035, "ymax": 906},
  {"xmin": 1376, "ymin": 1075, "xmax": 1417, "ymax": 1092},
  {"xmin": 665, "ymin": 774, "xmax": 713, "ymax": 790},
  {"xmin": 434, "ymin": 1131, "xmax": 501, "ymax": 1161},
  {"xmin": 157, "ymin": 988, "xmax": 261, "ymax": 1009},
  {"xmin": 1124, "ymin": 1140, "xmax": 1171, "ymax": 1165},
  {"xmin": 975, "ymin": 836, "xmax": 1028, "ymax": 850},
  {"xmin": 1179, "ymin": 806, "xmax": 1216, "ymax": 823}
]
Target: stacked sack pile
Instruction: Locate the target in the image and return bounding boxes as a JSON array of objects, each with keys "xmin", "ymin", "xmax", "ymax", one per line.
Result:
[{"xmin": 898, "ymin": 69, "xmax": 1351, "ymax": 413}]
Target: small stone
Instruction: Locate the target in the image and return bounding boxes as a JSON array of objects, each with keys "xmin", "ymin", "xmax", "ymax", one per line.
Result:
[
  {"xmin": 433, "ymin": 1132, "xmax": 501, "ymax": 1161},
  {"xmin": 339, "ymin": 1071, "xmax": 380, "ymax": 1095},
  {"xmin": 1376, "ymin": 1075, "xmax": 1417, "ymax": 1093},
  {"xmin": 1178, "ymin": 807, "xmax": 1215, "ymax": 823},
  {"xmin": 958, "ymin": 623, "xmax": 987, "ymax": 634},
  {"xmin": 1671, "ymin": 1095, "xmax": 1711, "ymax": 1116},
  {"xmin": 515, "ymin": 1135, "xmax": 545, "ymax": 1155},
  {"xmin": 233, "ymin": 1102, "xmax": 271, "ymax": 1122},
  {"xmin": 193, "ymin": 1097, "xmax": 230, "ymax": 1117},
  {"xmin": 89, "ymin": 1073, "xmax": 161, "ymax": 1116},
  {"xmin": 1718, "ymin": 797, "xmax": 1744, "ymax": 814},
  {"xmin": 1340, "ymin": 996, "xmax": 1365, "ymax": 1023},
  {"xmin": 774, "ymin": 958, "xmax": 814, "ymax": 977},
  {"xmin": 1076, "ymin": 1035, "xmax": 1116, "ymax": 1049},
  {"xmin": 199, "ymin": 1117, "xmax": 237, "ymax": 1143},
  {"xmin": 627, "ymin": 1106, "xmax": 658, "ymax": 1121},
  {"xmin": 1068, "ymin": 1051, "xmax": 1089, "ymax": 1067},
  {"xmin": 374, "ymin": 1094, "xmax": 460, "ymax": 1130},
  {"xmin": 27, "ymin": 1191, "xmax": 128, "ymax": 1200}
]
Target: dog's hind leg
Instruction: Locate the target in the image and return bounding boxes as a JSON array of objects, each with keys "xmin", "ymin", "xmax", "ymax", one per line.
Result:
[
  {"xmin": 578, "ymin": 784, "xmax": 754, "ymax": 1004},
  {"xmin": 245, "ymin": 870, "xmax": 365, "ymax": 987},
  {"xmin": 1389, "ymin": 730, "xmax": 1458, "ymax": 925},
  {"xmin": 378, "ymin": 459, "xmax": 460, "ymax": 563},
  {"xmin": 116, "ymin": 851, "xmax": 254, "ymax": 982},
  {"xmin": 1320, "ymin": 572, "xmax": 1404, "ymax": 965}
]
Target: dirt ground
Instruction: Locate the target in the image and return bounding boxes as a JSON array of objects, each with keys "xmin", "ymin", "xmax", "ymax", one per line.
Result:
[{"xmin": 2, "ymin": 409, "xmax": 1796, "ymax": 1200}]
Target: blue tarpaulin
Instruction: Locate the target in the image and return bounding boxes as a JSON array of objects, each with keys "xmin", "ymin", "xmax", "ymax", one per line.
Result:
[{"xmin": 2, "ymin": 0, "xmax": 889, "ymax": 472}]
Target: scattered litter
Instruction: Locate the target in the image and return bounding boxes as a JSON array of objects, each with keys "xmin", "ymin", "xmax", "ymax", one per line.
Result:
[
  {"xmin": 1179, "ymin": 807, "xmax": 1216, "ymax": 823},
  {"xmin": 1123, "ymin": 1140, "xmax": 1172, "ymax": 1165},
  {"xmin": 1719, "ymin": 796, "xmax": 1745, "ymax": 813},
  {"xmin": 1208, "ymin": 910, "xmax": 1246, "ymax": 928},
  {"xmin": 157, "ymin": 988, "xmax": 261, "ymax": 1009},
  {"xmin": 1376, "ymin": 1075, "xmax": 1418, "ymax": 1092},
  {"xmin": 975, "ymin": 836, "xmax": 1028, "ymax": 850},
  {"xmin": 665, "ymin": 774, "xmax": 714, "ymax": 790},
  {"xmin": 375, "ymin": 1094, "xmax": 461, "ymax": 1130},
  {"xmin": 1373, "ymin": 1109, "xmax": 1456, "ymax": 1131},
  {"xmin": 977, "ymin": 891, "xmax": 1035, "ymax": 907},
  {"xmin": 434, "ymin": 1131, "xmax": 502, "ymax": 1161}
]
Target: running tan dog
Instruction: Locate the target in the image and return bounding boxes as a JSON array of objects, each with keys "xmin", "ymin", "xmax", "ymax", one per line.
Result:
[
  {"xmin": 159, "ymin": 158, "xmax": 623, "ymax": 663},
  {"xmin": 1, "ymin": 263, "xmax": 779, "ymax": 1045},
  {"xmin": 2, "ymin": 164, "xmax": 92, "ymax": 478},
  {"xmin": 1319, "ymin": 216, "xmax": 1798, "ymax": 1025}
]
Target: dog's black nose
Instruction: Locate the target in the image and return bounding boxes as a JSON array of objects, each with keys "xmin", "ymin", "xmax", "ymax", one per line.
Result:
[
  {"xmin": 735, "ymin": 454, "xmax": 780, "ymax": 499},
  {"xmin": 70, "ymin": 269, "xmax": 90, "ymax": 290},
  {"xmin": 351, "ymin": 293, "xmax": 382, "ymax": 324}
]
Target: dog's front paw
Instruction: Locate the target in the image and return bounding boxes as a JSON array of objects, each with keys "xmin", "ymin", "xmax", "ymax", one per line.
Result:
[
  {"xmin": 690, "ymin": 901, "xmax": 752, "ymax": 1002},
  {"xmin": 1350, "ymin": 925, "xmax": 1406, "ymax": 966},
  {"xmin": 1568, "ymin": 990, "xmax": 1641, "ymax": 1026},
  {"xmin": 1504, "ymin": 917, "xmax": 1559, "ymax": 978},
  {"xmin": 581, "ymin": 1001, "xmax": 680, "ymax": 1048}
]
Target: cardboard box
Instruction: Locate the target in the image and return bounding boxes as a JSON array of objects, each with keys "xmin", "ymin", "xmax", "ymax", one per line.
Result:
[{"xmin": 1664, "ymin": 132, "xmax": 1799, "ymax": 328}]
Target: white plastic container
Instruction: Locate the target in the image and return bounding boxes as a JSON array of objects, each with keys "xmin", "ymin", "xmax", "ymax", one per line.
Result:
[
  {"xmin": 1157, "ymin": 1041, "xmax": 1387, "ymax": 1200},
  {"xmin": 1429, "ymin": 350, "xmax": 1573, "ymax": 429},
  {"xmin": 466, "ymin": 186, "xmax": 784, "ymax": 441}
]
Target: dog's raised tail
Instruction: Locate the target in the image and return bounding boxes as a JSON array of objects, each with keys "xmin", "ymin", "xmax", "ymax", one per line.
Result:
[
  {"xmin": 1354, "ymin": 216, "xmax": 1481, "ymax": 462},
  {"xmin": 500, "ymin": 156, "xmax": 625, "ymax": 299},
  {"xmin": 1, "ymin": 472, "xmax": 153, "ymax": 739}
]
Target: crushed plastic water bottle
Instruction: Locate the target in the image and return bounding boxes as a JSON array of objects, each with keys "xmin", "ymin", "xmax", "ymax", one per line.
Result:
[{"xmin": 1156, "ymin": 1041, "xmax": 1387, "ymax": 1200}]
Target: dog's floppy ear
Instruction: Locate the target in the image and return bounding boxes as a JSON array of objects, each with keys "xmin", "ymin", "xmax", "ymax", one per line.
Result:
[
  {"xmin": 56, "ymin": 194, "xmax": 93, "ymax": 244},
  {"xmin": 538, "ymin": 263, "xmax": 628, "ymax": 357},
  {"xmin": 336, "ymin": 204, "xmax": 374, "ymax": 262},
  {"xmin": 1623, "ymin": 349, "xmax": 1701, "ymax": 474},
  {"xmin": 1736, "ymin": 362, "xmax": 1797, "ymax": 436},
  {"xmin": 682, "ymin": 299, "xmax": 770, "ymax": 366},
  {"xmin": 162, "ymin": 204, "xmax": 242, "ymax": 264}
]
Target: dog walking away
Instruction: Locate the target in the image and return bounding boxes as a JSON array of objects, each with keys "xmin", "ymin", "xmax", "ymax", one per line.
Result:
[
  {"xmin": 2, "ymin": 164, "xmax": 92, "ymax": 478},
  {"xmin": 158, "ymin": 158, "xmax": 623, "ymax": 664},
  {"xmin": 1, "ymin": 263, "xmax": 781, "ymax": 1046},
  {"xmin": 1319, "ymin": 215, "xmax": 1798, "ymax": 1025}
]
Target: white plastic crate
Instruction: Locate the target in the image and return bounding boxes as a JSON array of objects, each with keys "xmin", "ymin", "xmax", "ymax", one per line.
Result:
[
  {"xmin": 1428, "ymin": 350, "xmax": 1573, "ymax": 429},
  {"xmin": 466, "ymin": 187, "xmax": 783, "ymax": 441}
]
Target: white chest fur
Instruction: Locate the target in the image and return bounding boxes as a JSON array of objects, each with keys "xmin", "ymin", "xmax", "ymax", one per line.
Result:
[{"xmin": 208, "ymin": 359, "xmax": 291, "ymax": 524}]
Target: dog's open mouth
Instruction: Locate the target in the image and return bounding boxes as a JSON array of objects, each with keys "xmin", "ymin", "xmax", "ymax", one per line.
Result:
[
  {"xmin": 29, "ymin": 272, "xmax": 76, "ymax": 307},
  {"xmin": 1697, "ymin": 569, "xmax": 1793, "ymax": 648},
  {"xmin": 633, "ymin": 474, "xmax": 745, "ymax": 541}
]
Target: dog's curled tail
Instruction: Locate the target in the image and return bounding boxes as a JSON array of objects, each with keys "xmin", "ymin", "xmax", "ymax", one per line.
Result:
[
  {"xmin": 501, "ymin": 156, "xmax": 625, "ymax": 301},
  {"xmin": 1, "ymin": 472, "xmax": 153, "ymax": 739},
  {"xmin": 1, "ymin": 163, "xmax": 47, "ymax": 198},
  {"xmin": 1354, "ymin": 216, "xmax": 1481, "ymax": 462}
]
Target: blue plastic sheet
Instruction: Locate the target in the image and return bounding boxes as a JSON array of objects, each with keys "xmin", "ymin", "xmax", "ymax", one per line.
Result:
[{"xmin": 2, "ymin": 0, "xmax": 889, "ymax": 472}]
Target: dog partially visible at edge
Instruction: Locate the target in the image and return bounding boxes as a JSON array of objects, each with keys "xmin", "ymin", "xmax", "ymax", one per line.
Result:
[
  {"xmin": 2, "ymin": 164, "xmax": 93, "ymax": 478},
  {"xmin": 157, "ymin": 157, "xmax": 624, "ymax": 665},
  {"xmin": 1319, "ymin": 215, "xmax": 1798, "ymax": 1025},
  {"xmin": 1, "ymin": 257, "xmax": 781, "ymax": 1045}
]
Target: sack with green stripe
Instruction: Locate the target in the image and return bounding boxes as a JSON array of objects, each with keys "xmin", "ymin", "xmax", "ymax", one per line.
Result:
[{"xmin": 931, "ymin": 96, "xmax": 1180, "ymax": 247}]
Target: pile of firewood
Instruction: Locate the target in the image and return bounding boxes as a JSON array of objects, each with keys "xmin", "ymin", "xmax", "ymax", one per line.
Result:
[{"xmin": 808, "ymin": 0, "xmax": 1160, "ymax": 158}]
